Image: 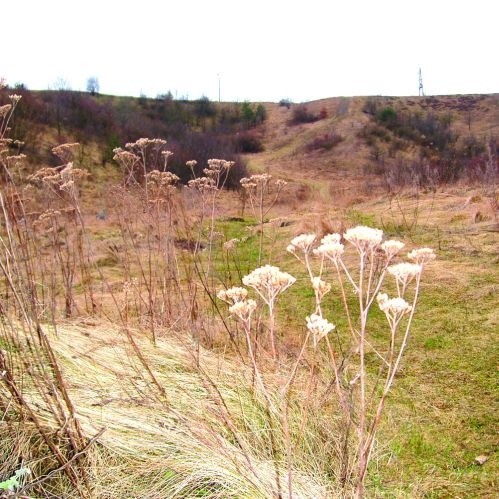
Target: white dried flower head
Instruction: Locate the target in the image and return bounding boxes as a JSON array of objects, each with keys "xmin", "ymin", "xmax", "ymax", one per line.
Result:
[
  {"xmin": 217, "ymin": 286, "xmax": 248, "ymax": 304},
  {"xmin": 344, "ymin": 226, "xmax": 383, "ymax": 252},
  {"xmin": 9, "ymin": 94, "xmax": 22, "ymax": 104},
  {"xmin": 408, "ymin": 247, "xmax": 436, "ymax": 264},
  {"xmin": 240, "ymin": 177, "xmax": 257, "ymax": 189},
  {"xmin": 311, "ymin": 277, "xmax": 331, "ymax": 298},
  {"xmin": 313, "ymin": 241, "xmax": 345, "ymax": 262},
  {"xmin": 387, "ymin": 262, "xmax": 422, "ymax": 285},
  {"xmin": 186, "ymin": 160, "xmax": 197, "ymax": 169},
  {"xmin": 0, "ymin": 104, "xmax": 12, "ymax": 117},
  {"xmin": 5, "ymin": 154, "xmax": 27, "ymax": 165},
  {"xmin": 275, "ymin": 179, "xmax": 287, "ymax": 189},
  {"xmin": 229, "ymin": 299, "xmax": 257, "ymax": 322},
  {"xmin": 377, "ymin": 293, "xmax": 412, "ymax": 318},
  {"xmin": 52, "ymin": 143, "xmax": 80, "ymax": 162},
  {"xmin": 223, "ymin": 238, "xmax": 240, "ymax": 251},
  {"xmin": 321, "ymin": 233, "xmax": 342, "ymax": 245},
  {"xmin": 306, "ymin": 313, "xmax": 335, "ymax": 347},
  {"xmin": 188, "ymin": 177, "xmax": 217, "ymax": 192},
  {"xmin": 146, "ymin": 170, "xmax": 179, "ymax": 187},
  {"xmin": 381, "ymin": 240, "xmax": 405, "ymax": 258},
  {"xmin": 242, "ymin": 265, "xmax": 296, "ymax": 302},
  {"xmin": 288, "ymin": 233, "xmax": 317, "ymax": 255}
]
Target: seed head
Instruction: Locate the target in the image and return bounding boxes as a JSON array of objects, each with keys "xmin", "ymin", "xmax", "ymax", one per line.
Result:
[
  {"xmin": 218, "ymin": 286, "xmax": 248, "ymax": 304},
  {"xmin": 377, "ymin": 293, "xmax": 412, "ymax": 318},
  {"xmin": 313, "ymin": 241, "xmax": 344, "ymax": 262},
  {"xmin": 408, "ymin": 247, "xmax": 436, "ymax": 265},
  {"xmin": 287, "ymin": 233, "xmax": 316, "ymax": 255},
  {"xmin": 229, "ymin": 299, "xmax": 257, "ymax": 322},
  {"xmin": 344, "ymin": 226, "xmax": 383, "ymax": 252},
  {"xmin": 242, "ymin": 265, "xmax": 296, "ymax": 302},
  {"xmin": 381, "ymin": 239, "xmax": 405, "ymax": 258},
  {"xmin": 387, "ymin": 262, "xmax": 422, "ymax": 285},
  {"xmin": 306, "ymin": 313, "xmax": 335, "ymax": 347}
]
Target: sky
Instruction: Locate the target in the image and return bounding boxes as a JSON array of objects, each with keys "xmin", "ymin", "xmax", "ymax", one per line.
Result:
[{"xmin": 3, "ymin": 0, "xmax": 498, "ymax": 102}]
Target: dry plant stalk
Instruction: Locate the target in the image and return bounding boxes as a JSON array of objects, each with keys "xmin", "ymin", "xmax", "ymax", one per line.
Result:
[{"xmin": 219, "ymin": 226, "xmax": 435, "ymax": 497}]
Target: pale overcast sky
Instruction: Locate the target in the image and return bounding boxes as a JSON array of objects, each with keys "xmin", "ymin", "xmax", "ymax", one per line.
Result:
[{"xmin": 3, "ymin": 0, "xmax": 498, "ymax": 102}]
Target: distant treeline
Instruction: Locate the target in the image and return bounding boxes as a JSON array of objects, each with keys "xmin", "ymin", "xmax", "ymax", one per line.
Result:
[{"xmin": 2, "ymin": 87, "xmax": 268, "ymax": 187}]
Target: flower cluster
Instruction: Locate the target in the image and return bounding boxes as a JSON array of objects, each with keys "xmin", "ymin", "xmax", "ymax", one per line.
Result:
[
  {"xmin": 313, "ymin": 233, "xmax": 345, "ymax": 262},
  {"xmin": 381, "ymin": 240, "xmax": 405, "ymax": 258},
  {"xmin": 0, "ymin": 104, "xmax": 12, "ymax": 117},
  {"xmin": 306, "ymin": 313, "xmax": 335, "ymax": 347},
  {"xmin": 240, "ymin": 173, "xmax": 272, "ymax": 190},
  {"xmin": 229, "ymin": 299, "xmax": 257, "ymax": 322},
  {"xmin": 145, "ymin": 170, "xmax": 179, "ymax": 187},
  {"xmin": 344, "ymin": 226, "xmax": 383, "ymax": 252},
  {"xmin": 377, "ymin": 293, "xmax": 412, "ymax": 319},
  {"xmin": 217, "ymin": 286, "xmax": 248, "ymax": 305},
  {"xmin": 242, "ymin": 265, "xmax": 296, "ymax": 303},
  {"xmin": 203, "ymin": 159, "xmax": 234, "ymax": 177},
  {"xmin": 287, "ymin": 233, "xmax": 316, "ymax": 256},
  {"xmin": 408, "ymin": 247, "xmax": 436, "ymax": 265},
  {"xmin": 187, "ymin": 177, "xmax": 217, "ymax": 193},
  {"xmin": 52, "ymin": 143, "xmax": 80, "ymax": 163},
  {"xmin": 223, "ymin": 238, "xmax": 240, "ymax": 251},
  {"xmin": 387, "ymin": 262, "xmax": 422, "ymax": 286}
]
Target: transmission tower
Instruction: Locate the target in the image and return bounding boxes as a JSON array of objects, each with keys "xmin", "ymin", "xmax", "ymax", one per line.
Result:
[{"xmin": 418, "ymin": 67, "xmax": 424, "ymax": 96}]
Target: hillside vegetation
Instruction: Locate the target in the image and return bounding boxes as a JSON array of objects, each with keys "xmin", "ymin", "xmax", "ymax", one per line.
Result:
[{"xmin": 0, "ymin": 86, "xmax": 497, "ymax": 498}]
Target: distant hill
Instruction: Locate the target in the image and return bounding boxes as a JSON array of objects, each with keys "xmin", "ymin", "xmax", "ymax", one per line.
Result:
[{"xmin": 3, "ymin": 87, "xmax": 498, "ymax": 197}]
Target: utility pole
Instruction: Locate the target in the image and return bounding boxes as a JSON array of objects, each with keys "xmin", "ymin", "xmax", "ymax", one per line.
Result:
[{"xmin": 418, "ymin": 67, "xmax": 425, "ymax": 96}]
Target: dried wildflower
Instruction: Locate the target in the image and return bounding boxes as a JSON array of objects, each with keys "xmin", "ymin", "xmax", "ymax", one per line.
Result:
[
  {"xmin": 52, "ymin": 143, "xmax": 80, "ymax": 162},
  {"xmin": 229, "ymin": 299, "xmax": 257, "ymax": 322},
  {"xmin": 306, "ymin": 313, "xmax": 335, "ymax": 347},
  {"xmin": 242, "ymin": 265, "xmax": 296, "ymax": 303},
  {"xmin": 188, "ymin": 177, "xmax": 217, "ymax": 192},
  {"xmin": 9, "ymin": 94, "xmax": 22, "ymax": 104},
  {"xmin": 0, "ymin": 104, "xmax": 12, "ymax": 117},
  {"xmin": 217, "ymin": 286, "xmax": 248, "ymax": 304},
  {"xmin": 287, "ymin": 233, "xmax": 316, "ymax": 255},
  {"xmin": 408, "ymin": 247, "xmax": 436, "ymax": 265},
  {"xmin": 275, "ymin": 179, "xmax": 287, "ymax": 189},
  {"xmin": 186, "ymin": 160, "xmax": 197, "ymax": 169},
  {"xmin": 37, "ymin": 209, "xmax": 61, "ymax": 222},
  {"xmin": 387, "ymin": 262, "xmax": 422, "ymax": 286},
  {"xmin": 321, "ymin": 233, "xmax": 342, "ymax": 245},
  {"xmin": 146, "ymin": 170, "xmax": 179, "ymax": 187},
  {"xmin": 223, "ymin": 238, "xmax": 240, "ymax": 251},
  {"xmin": 240, "ymin": 177, "xmax": 257, "ymax": 189},
  {"xmin": 313, "ymin": 241, "xmax": 345, "ymax": 262},
  {"xmin": 311, "ymin": 277, "xmax": 331, "ymax": 299},
  {"xmin": 377, "ymin": 293, "xmax": 412, "ymax": 319},
  {"xmin": 344, "ymin": 226, "xmax": 383, "ymax": 252},
  {"xmin": 381, "ymin": 240, "xmax": 405, "ymax": 258}
]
